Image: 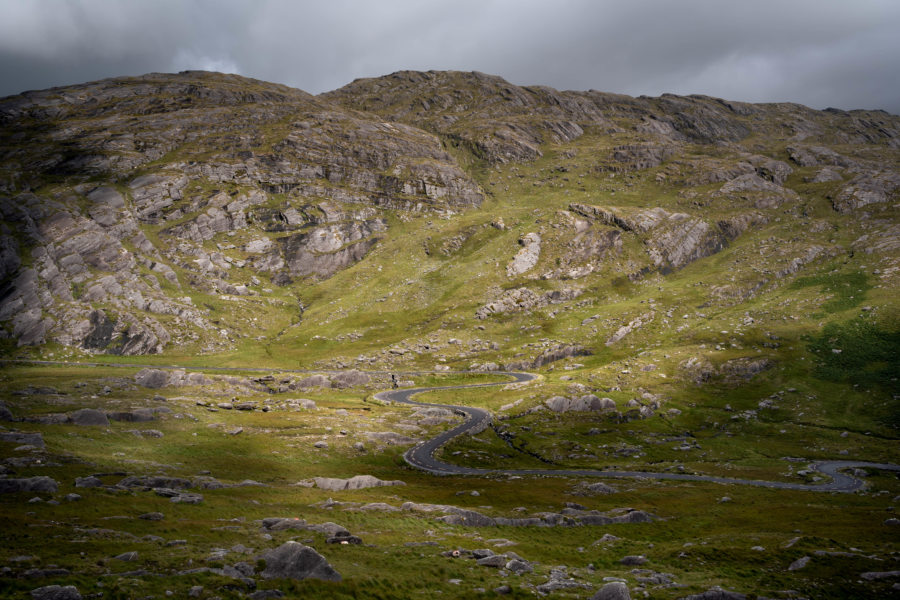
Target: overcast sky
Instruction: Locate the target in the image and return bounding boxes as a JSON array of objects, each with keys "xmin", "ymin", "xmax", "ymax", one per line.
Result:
[{"xmin": 1, "ymin": 0, "xmax": 899, "ymax": 113}]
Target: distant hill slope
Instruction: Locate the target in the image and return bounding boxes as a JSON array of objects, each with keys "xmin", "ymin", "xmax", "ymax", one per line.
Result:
[{"xmin": 0, "ymin": 69, "xmax": 897, "ymax": 371}]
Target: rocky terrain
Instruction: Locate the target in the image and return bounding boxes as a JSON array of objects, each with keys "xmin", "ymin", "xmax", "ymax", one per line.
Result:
[{"xmin": 0, "ymin": 70, "xmax": 898, "ymax": 598}]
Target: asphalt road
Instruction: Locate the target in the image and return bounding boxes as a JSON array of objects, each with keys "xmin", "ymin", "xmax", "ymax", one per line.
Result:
[
  {"xmin": 7, "ymin": 360, "xmax": 897, "ymax": 492},
  {"xmin": 377, "ymin": 372, "xmax": 900, "ymax": 493}
]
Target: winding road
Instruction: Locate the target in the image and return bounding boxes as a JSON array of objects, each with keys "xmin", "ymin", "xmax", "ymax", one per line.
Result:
[
  {"xmin": 5, "ymin": 359, "xmax": 898, "ymax": 492},
  {"xmin": 376, "ymin": 371, "xmax": 900, "ymax": 493}
]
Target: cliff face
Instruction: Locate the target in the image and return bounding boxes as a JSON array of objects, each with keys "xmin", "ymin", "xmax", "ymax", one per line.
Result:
[{"xmin": 0, "ymin": 69, "xmax": 898, "ymax": 358}]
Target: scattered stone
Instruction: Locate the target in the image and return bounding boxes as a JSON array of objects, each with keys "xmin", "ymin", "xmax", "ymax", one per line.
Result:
[
  {"xmin": 139, "ymin": 512, "xmax": 164, "ymax": 521},
  {"xmin": 619, "ymin": 555, "xmax": 647, "ymax": 566},
  {"xmin": 313, "ymin": 441, "xmax": 328, "ymax": 449},
  {"xmin": 30, "ymin": 585, "xmax": 82, "ymax": 600},
  {"xmin": 64, "ymin": 494, "xmax": 82, "ymax": 502},
  {"xmin": 494, "ymin": 585, "xmax": 512, "ymax": 595},
  {"xmin": 260, "ymin": 541, "xmax": 342, "ymax": 582}
]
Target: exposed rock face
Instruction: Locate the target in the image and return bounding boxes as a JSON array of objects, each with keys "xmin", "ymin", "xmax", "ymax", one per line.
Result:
[
  {"xmin": 571, "ymin": 203, "xmax": 742, "ymax": 273},
  {"xmin": 278, "ymin": 219, "xmax": 386, "ymax": 279},
  {"xmin": 507, "ymin": 232, "xmax": 541, "ymax": 276},
  {"xmin": 260, "ymin": 541, "xmax": 342, "ymax": 582}
]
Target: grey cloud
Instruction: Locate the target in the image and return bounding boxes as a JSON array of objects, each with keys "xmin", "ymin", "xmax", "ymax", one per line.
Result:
[{"xmin": 0, "ymin": 0, "xmax": 898, "ymax": 113}]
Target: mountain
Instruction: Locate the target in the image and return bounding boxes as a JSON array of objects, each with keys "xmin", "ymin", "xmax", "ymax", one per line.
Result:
[{"xmin": 0, "ymin": 69, "xmax": 897, "ymax": 369}]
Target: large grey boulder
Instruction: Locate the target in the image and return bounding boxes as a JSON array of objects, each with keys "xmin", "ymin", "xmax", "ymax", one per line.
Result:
[
  {"xmin": 135, "ymin": 368, "xmax": 170, "ymax": 389},
  {"xmin": 30, "ymin": 586, "xmax": 82, "ymax": 600},
  {"xmin": 69, "ymin": 408, "xmax": 109, "ymax": 426},
  {"xmin": 0, "ymin": 476, "xmax": 59, "ymax": 493},
  {"xmin": 591, "ymin": 581, "xmax": 631, "ymax": 600},
  {"xmin": 260, "ymin": 541, "xmax": 341, "ymax": 582},
  {"xmin": 330, "ymin": 370, "xmax": 370, "ymax": 389}
]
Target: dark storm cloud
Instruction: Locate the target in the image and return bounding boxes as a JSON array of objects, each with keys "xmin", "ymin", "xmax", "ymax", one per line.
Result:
[{"xmin": 1, "ymin": 0, "xmax": 898, "ymax": 113}]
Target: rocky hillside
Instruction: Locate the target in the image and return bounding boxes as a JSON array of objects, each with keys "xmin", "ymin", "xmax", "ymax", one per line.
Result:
[
  {"xmin": 0, "ymin": 70, "xmax": 898, "ymax": 368},
  {"xmin": 0, "ymin": 72, "xmax": 483, "ymax": 355}
]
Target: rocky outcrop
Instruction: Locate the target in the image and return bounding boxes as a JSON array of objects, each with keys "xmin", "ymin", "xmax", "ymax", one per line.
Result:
[
  {"xmin": 507, "ymin": 233, "xmax": 541, "ymax": 276},
  {"xmin": 476, "ymin": 287, "xmax": 581, "ymax": 319},
  {"xmin": 311, "ymin": 475, "xmax": 405, "ymax": 491},
  {"xmin": 832, "ymin": 172, "xmax": 900, "ymax": 213},
  {"xmin": 545, "ymin": 395, "xmax": 616, "ymax": 413},
  {"xmin": 278, "ymin": 219, "xmax": 386, "ymax": 279}
]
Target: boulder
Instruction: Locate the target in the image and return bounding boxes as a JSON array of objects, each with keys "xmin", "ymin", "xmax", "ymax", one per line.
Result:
[
  {"xmin": 260, "ymin": 541, "xmax": 342, "ymax": 582},
  {"xmin": 331, "ymin": 370, "xmax": 370, "ymax": 389},
  {"xmin": 0, "ymin": 400, "xmax": 13, "ymax": 421},
  {"xmin": 30, "ymin": 586, "xmax": 82, "ymax": 600},
  {"xmin": 0, "ymin": 476, "xmax": 59, "ymax": 493},
  {"xmin": 135, "ymin": 368, "xmax": 170, "ymax": 389},
  {"xmin": 476, "ymin": 555, "xmax": 508, "ymax": 568},
  {"xmin": 313, "ymin": 475, "xmax": 406, "ymax": 491},
  {"xmin": 69, "ymin": 408, "xmax": 109, "ymax": 426},
  {"xmin": 591, "ymin": 581, "xmax": 631, "ymax": 600}
]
